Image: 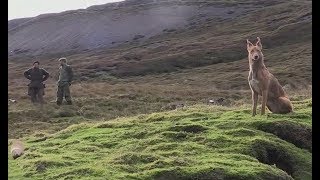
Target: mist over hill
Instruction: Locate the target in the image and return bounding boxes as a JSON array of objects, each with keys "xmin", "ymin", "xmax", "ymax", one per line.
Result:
[{"xmin": 9, "ymin": 0, "xmax": 299, "ymax": 57}]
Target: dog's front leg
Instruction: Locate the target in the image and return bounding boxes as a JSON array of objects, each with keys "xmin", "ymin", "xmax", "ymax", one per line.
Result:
[
  {"xmin": 261, "ymin": 90, "xmax": 268, "ymax": 115},
  {"xmin": 252, "ymin": 91, "xmax": 258, "ymax": 116}
]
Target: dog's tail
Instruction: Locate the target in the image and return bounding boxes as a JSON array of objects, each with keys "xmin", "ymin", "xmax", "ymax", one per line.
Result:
[
  {"xmin": 267, "ymin": 97, "xmax": 293, "ymax": 114},
  {"xmin": 279, "ymin": 97, "xmax": 293, "ymax": 113}
]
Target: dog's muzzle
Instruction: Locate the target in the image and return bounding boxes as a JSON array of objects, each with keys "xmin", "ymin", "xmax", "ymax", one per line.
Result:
[{"xmin": 252, "ymin": 55, "xmax": 259, "ymax": 61}]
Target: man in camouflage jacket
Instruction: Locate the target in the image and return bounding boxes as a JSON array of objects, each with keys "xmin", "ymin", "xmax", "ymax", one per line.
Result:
[
  {"xmin": 24, "ymin": 61, "xmax": 49, "ymax": 104},
  {"xmin": 57, "ymin": 57, "xmax": 74, "ymax": 105}
]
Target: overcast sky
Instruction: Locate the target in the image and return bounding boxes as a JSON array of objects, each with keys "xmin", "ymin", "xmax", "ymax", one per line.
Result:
[{"xmin": 8, "ymin": 0, "xmax": 124, "ymax": 20}]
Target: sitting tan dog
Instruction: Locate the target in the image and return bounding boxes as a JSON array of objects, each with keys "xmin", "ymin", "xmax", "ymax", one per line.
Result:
[{"xmin": 247, "ymin": 37, "xmax": 293, "ymax": 116}]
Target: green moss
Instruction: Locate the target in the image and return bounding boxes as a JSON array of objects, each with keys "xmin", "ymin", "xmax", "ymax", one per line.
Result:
[{"xmin": 9, "ymin": 99, "xmax": 311, "ymax": 180}]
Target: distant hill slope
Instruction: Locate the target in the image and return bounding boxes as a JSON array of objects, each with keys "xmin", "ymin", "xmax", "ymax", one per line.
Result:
[
  {"xmin": 9, "ymin": 0, "xmax": 258, "ymax": 56},
  {"xmin": 9, "ymin": 0, "xmax": 308, "ymax": 58},
  {"xmin": 8, "ymin": 0, "xmax": 311, "ymax": 82}
]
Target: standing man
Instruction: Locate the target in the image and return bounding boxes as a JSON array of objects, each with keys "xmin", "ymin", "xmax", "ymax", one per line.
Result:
[
  {"xmin": 24, "ymin": 61, "xmax": 49, "ymax": 104},
  {"xmin": 57, "ymin": 57, "xmax": 74, "ymax": 105}
]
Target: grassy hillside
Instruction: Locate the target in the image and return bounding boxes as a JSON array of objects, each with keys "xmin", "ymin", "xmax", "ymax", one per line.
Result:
[
  {"xmin": 8, "ymin": 98, "xmax": 311, "ymax": 180},
  {"xmin": 8, "ymin": 1, "xmax": 311, "ymax": 133},
  {"xmin": 8, "ymin": 0, "xmax": 312, "ymax": 179},
  {"xmin": 8, "ymin": 83, "xmax": 311, "ymax": 139}
]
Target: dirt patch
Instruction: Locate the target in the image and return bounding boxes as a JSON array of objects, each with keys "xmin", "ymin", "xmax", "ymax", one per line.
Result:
[
  {"xmin": 225, "ymin": 128, "xmax": 256, "ymax": 137},
  {"xmin": 52, "ymin": 168, "xmax": 96, "ymax": 179},
  {"xmin": 249, "ymin": 139, "xmax": 295, "ymax": 177},
  {"xmin": 96, "ymin": 123, "xmax": 115, "ymax": 128},
  {"xmin": 113, "ymin": 153, "xmax": 158, "ymax": 165},
  {"xmin": 256, "ymin": 120, "xmax": 312, "ymax": 152},
  {"xmin": 23, "ymin": 153, "xmax": 42, "ymax": 159},
  {"xmin": 94, "ymin": 142, "xmax": 118, "ymax": 148},
  {"xmin": 152, "ymin": 167, "xmax": 291, "ymax": 180},
  {"xmin": 168, "ymin": 124, "xmax": 208, "ymax": 133},
  {"xmin": 53, "ymin": 109, "xmax": 77, "ymax": 118},
  {"xmin": 152, "ymin": 168, "xmax": 227, "ymax": 180},
  {"xmin": 128, "ymin": 131, "xmax": 148, "ymax": 139},
  {"xmin": 29, "ymin": 136, "xmax": 48, "ymax": 143},
  {"xmin": 35, "ymin": 160, "xmax": 72, "ymax": 173},
  {"xmin": 162, "ymin": 131, "xmax": 188, "ymax": 140}
]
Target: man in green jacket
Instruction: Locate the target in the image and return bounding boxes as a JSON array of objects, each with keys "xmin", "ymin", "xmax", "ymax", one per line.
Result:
[
  {"xmin": 24, "ymin": 61, "xmax": 49, "ymax": 104},
  {"xmin": 56, "ymin": 57, "xmax": 74, "ymax": 105}
]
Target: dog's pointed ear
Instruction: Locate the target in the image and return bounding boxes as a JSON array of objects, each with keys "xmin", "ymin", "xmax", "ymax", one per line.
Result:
[
  {"xmin": 256, "ymin": 37, "xmax": 262, "ymax": 49},
  {"xmin": 247, "ymin": 39, "xmax": 253, "ymax": 51}
]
